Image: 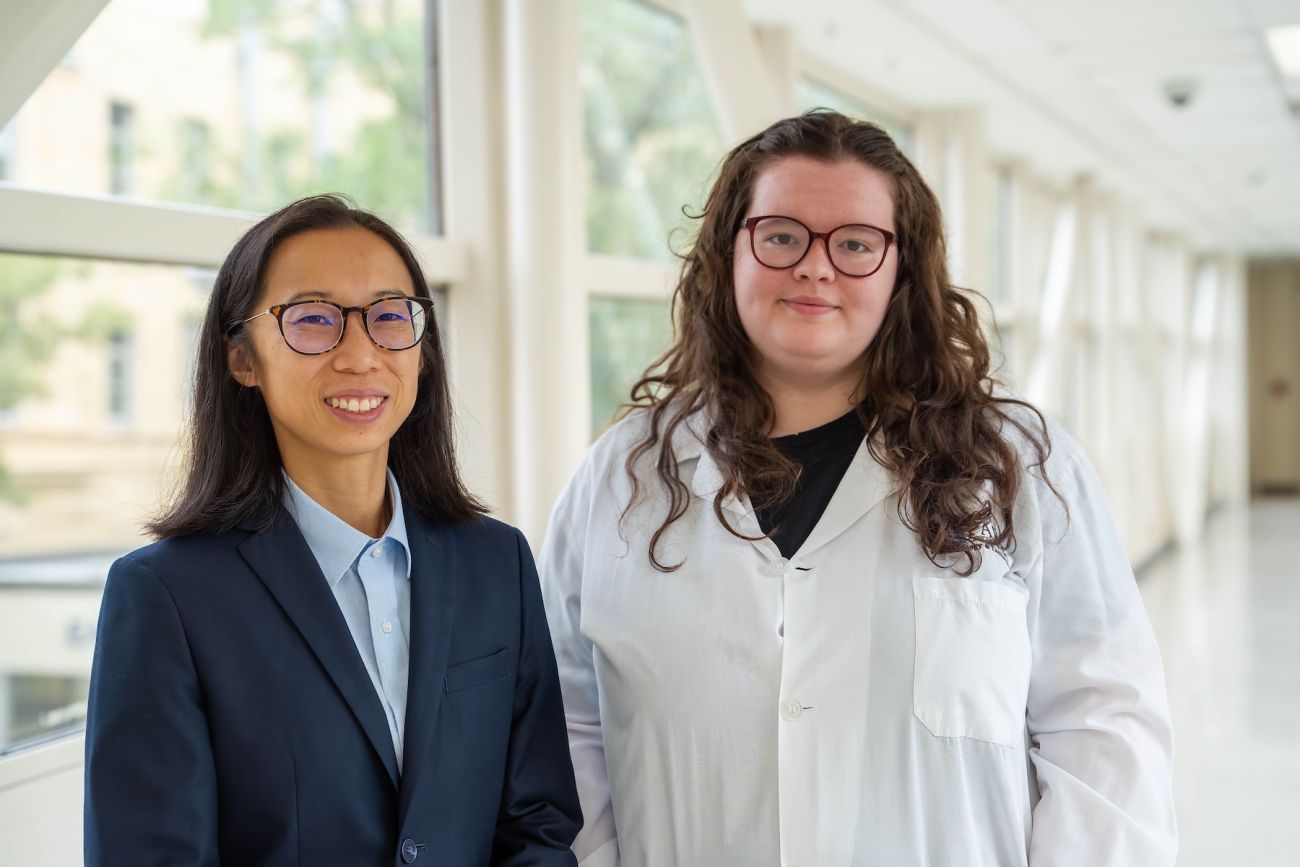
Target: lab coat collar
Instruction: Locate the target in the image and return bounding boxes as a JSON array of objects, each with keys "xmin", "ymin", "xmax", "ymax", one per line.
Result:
[{"xmin": 669, "ymin": 409, "xmax": 898, "ymax": 556}]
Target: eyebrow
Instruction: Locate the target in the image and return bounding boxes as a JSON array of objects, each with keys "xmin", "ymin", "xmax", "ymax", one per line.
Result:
[{"xmin": 283, "ymin": 288, "xmax": 408, "ymax": 304}]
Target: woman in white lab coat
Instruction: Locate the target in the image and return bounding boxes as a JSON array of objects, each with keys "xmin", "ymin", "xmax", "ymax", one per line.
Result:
[{"xmin": 539, "ymin": 110, "xmax": 1177, "ymax": 867}]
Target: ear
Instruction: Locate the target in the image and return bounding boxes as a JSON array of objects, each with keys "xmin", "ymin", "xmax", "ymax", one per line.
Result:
[{"xmin": 226, "ymin": 339, "xmax": 258, "ymax": 388}]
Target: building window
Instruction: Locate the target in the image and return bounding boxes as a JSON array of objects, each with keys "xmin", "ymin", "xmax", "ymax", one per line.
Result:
[
  {"xmin": 108, "ymin": 101, "xmax": 135, "ymax": 196},
  {"xmin": 0, "ymin": 121, "xmax": 15, "ymax": 180},
  {"xmin": 107, "ymin": 329, "xmax": 134, "ymax": 424},
  {"xmin": 178, "ymin": 118, "xmax": 212, "ymax": 200}
]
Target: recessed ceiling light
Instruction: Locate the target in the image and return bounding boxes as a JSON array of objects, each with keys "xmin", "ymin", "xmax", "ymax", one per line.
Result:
[{"xmin": 1266, "ymin": 24, "xmax": 1300, "ymax": 78}]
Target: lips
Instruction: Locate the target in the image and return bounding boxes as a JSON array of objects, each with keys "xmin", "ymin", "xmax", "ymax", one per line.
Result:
[{"xmin": 782, "ymin": 295, "xmax": 838, "ymax": 315}]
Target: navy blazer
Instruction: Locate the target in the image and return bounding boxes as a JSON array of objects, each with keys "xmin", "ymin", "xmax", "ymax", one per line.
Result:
[{"xmin": 84, "ymin": 510, "xmax": 581, "ymax": 866}]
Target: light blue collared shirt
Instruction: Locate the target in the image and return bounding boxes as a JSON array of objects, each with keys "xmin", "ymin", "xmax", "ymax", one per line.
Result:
[{"xmin": 282, "ymin": 470, "xmax": 412, "ymax": 770}]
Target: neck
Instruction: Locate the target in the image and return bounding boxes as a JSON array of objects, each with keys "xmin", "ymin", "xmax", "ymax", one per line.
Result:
[
  {"xmin": 282, "ymin": 450, "xmax": 392, "ymax": 538},
  {"xmin": 758, "ymin": 365, "xmax": 859, "ymax": 438}
]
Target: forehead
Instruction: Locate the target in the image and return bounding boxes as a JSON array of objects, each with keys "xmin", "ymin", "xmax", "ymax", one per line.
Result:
[
  {"xmin": 748, "ymin": 156, "xmax": 895, "ymax": 230},
  {"xmin": 261, "ymin": 225, "xmax": 414, "ymax": 302}
]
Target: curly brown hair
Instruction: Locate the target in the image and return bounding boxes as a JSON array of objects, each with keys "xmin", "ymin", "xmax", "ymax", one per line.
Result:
[{"xmin": 621, "ymin": 110, "xmax": 1056, "ymax": 574}]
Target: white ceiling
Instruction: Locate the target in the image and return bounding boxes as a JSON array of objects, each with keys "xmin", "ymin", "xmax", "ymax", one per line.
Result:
[{"xmin": 744, "ymin": 0, "xmax": 1300, "ymax": 256}]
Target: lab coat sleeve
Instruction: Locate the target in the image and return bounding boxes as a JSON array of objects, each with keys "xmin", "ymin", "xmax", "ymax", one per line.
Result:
[
  {"xmin": 1024, "ymin": 446, "xmax": 1178, "ymax": 866},
  {"xmin": 538, "ymin": 457, "xmax": 621, "ymax": 867}
]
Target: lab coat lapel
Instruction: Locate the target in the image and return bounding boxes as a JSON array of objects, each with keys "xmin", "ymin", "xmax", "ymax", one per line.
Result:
[
  {"xmin": 794, "ymin": 438, "xmax": 895, "ymax": 558},
  {"xmin": 397, "ymin": 513, "xmax": 457, "ymax": 825},
  {"xmin": 237, "ymin": 514, "xmax": 400, "ymax": 788}
]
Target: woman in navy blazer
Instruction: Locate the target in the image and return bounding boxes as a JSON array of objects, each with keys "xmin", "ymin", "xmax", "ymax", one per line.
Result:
[{"xmin": 84, "ymin": 195, "xmax": 581, "ymax": 866}]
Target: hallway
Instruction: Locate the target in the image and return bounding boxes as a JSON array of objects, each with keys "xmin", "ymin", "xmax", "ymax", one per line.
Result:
[{"xmin": 1140, "ymin": 499, "xmax": 1300, "ymax": 865}]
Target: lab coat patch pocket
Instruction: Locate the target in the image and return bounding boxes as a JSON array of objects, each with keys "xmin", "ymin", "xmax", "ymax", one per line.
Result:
[{"xmin": 912, "ymin": 577, "xmax": 1030, "ymax": 748}]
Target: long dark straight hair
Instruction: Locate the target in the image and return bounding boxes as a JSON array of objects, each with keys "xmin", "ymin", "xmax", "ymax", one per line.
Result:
[{"xmin": 148, "ymin": 194, "xmax": 484, "ymax": 538}]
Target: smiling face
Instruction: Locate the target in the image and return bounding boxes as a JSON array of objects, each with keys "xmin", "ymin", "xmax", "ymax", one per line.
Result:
[
  {"xmin": 733, "ymin": 155, "xmax": 899, "ymax": 394},
  {"xmin": 227, "ymin": 225, "xmax": 422, "ymax": 477}
]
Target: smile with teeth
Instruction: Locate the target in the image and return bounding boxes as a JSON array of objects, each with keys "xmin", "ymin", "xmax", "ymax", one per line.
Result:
[{"xmin": 327, "ymin": 396, "xmax": 386, "ymax": 414}]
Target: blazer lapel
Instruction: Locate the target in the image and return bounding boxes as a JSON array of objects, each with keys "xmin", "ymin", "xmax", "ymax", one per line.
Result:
[
  {"xmin": 237, "ymin": 514, "xmax": 400, "ymax": 788},
  {"xmin": 397, "ymin": 513, "xmax": 458, "ymax": 825}
]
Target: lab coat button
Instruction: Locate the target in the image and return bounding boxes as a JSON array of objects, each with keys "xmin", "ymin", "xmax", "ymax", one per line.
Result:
[
  {"xmin": 400, "ymin": 838, "xmax": 419, "ymax": 863},
  {"xmin": 780, "ymin": 699, "xmax": 803, "ymax": 720},
  {"xmin": 768, "ymin": 557, "xmax": 789, "ymax": 577}
]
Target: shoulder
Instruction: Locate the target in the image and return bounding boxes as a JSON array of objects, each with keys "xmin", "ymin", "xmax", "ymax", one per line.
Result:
[
  {"xmin": 437, "ymin": 513, "xmax": 526, "ymax": 550},
  {"xmin": 587, "ymin": 402, "xmax": 709, "ymax": 474},
  {"xmin": 102, "ymin": 532, "xmax": 248, "ymax": 610},
  {"xmin": 988, "ymin": 393, "xmax": 1087, "ymax": 483},
  {"xmin": 111, "ymin": 533, "xmax": 245, "ymax": 582}
]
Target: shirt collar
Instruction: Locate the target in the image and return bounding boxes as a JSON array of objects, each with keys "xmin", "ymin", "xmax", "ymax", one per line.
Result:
[{"xmin": 281, "ymin": 468, "xmax": 412, "ymax": 588}]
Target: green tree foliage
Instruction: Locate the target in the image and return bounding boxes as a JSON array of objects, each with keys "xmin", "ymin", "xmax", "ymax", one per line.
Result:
[
  {"xmin": 0, "ymin": 255, "xmax": 61, "ymax": 500},
  {"xmin": 581, "ymin": 0, "xmax": 723, "ymax": 260}
]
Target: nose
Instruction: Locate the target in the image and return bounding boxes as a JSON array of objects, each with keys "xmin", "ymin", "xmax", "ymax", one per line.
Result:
[
  {"xmin": 332, "ymin": 309, "xmax": 382, "ymax": 371},
  {"xmin": 792, "ymin": 235, "xmax": 836, "ymax": 283}
]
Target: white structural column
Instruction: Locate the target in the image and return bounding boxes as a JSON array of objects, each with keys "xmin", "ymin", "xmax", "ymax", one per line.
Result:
[
  {"xmin": 1174, "ymin": 258, "xmax": 1221, "ymax": 545},
  {"xmin": 911, "ymin": 108, "xmax": 987, "ymax": 289},
  {"xmin": 0, "ymin": 0, "xmax": 110, "ymax": 126},
  {"xmin": 438, "ymin": 0, "xmax": 512, "ymax": 515},
  {"xmin": 681, "ymin": 0, "xmax": 787, "ymax": 143},
  {"xmin": 501, "ymin": 0, "xmax": 589, "ymax": 543},
  {"xmin": 1025, "ymin": 184, "xmax": 1081, "ymax": 408}
]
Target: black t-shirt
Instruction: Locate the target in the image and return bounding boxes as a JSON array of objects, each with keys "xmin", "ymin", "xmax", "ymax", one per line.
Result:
[{"xmin": 754, "ymin": 409, "xmax": 866, "ymax": 559}]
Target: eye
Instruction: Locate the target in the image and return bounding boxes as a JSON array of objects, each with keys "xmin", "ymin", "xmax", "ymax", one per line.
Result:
[
  {"xmin": 373, "ymin": 311, "xmax": 410, "ymax": 322},
  {"xmin": 763, "ymin": 232, "xmax": 800, "ymax": 247},
  {"xmin": 840, "ymin": 239, "xmax": 873, "ymax": 254},
  {"xmin": 294, "ymin": 313, "xmax": 337, "ymax": 326}
]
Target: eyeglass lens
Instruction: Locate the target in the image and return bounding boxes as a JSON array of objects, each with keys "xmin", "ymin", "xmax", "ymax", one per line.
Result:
[
  {"xmin": 750, "ymin": 216, "xmax": 888, "ymax": 277},
  {"xmin": 280, "ymin": 299, "xmax": 428, "ymax": 353}
]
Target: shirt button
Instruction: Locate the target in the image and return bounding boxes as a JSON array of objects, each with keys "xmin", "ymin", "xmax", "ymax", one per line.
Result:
[
  {"xmin": 767, "ymin": 557, "xmax": 789, "ymax": 577},
  {"xmin": 780, "ymin": 699, "xmax": 803, "ymax": 720},
  {"xmin": 370, "ymin": 543, "xmax": 385, "ymax": 557},
  {"xmin": 381, "ymin": 619, "xmax": 393, "ymax": 634}
]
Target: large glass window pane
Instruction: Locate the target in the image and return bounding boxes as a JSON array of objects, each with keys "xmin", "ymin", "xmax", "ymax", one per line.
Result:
[
  {"xmin": 4, "ymin": 0, "xmax": 434, "ymax": 232},
  {"xmin": 589, "ymin": 296, "xmax": 672, "ymax": 438},
  {"xmin": 0, "ymin": 253, "xmax": 210, "ymax": 753},
  {"xmin": 582, "ymin": 0, "xmax": 725, "ymax": 261},
  {"xmin": 796, "ymin": 77, "xmax": 915, "ymax": 154}
]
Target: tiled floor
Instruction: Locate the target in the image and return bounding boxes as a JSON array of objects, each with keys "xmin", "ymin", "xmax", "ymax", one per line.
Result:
[{"xmin": 1138, "ymin": 499, "xmax": 1300, "ymax": 866}]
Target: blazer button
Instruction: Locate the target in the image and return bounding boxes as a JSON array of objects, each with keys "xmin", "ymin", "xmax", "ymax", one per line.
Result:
[{"xmin": 400, "ymin": 838, "xmax": 419, "ymax": 863}]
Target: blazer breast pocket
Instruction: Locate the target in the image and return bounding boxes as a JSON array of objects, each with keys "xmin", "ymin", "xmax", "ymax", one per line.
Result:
[
  {"xmin": 444, "ymin": 647, "xmax": 513, "ymax": 694},
  {"xmin": 911, "ymin": 576, "xmax": 1030, "ymax": 748}
]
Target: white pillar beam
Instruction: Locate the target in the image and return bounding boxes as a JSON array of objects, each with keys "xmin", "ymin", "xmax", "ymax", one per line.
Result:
[
  {"xmin": 680, "ymin": 0, "xmax": 786, "ymax": 142},
  {"xmin": 0, "ymin": 0, "xmax": 110, "ymax": 127},
  {"xmin": 438, "ymin": 0, "xmax": 513, "ymax": 518},
  {"xmin": 502, "ymin": 0, "xmax": 588, "ymax": 544}
]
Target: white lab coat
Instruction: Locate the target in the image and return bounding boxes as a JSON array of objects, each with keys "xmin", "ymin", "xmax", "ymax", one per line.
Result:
[{"xmin": 539, "ymin": 405, "xmax": 1177, "ymax": 867}]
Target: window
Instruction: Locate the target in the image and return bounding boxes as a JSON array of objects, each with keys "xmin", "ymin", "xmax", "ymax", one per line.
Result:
[
  {"xmin": 178, "ymin": 118, "xmax": 213, "ymax": 201},
  {"xmin": 589, "ymin": 296, "xmax": 672, "ymax": 438},
  {"xmin": 108, "ymin": 101, "xmax": 135, "ymax": 196},
  {"xmin": 0, "ymin": 120, "xmax": 15, "ymax": 180},
  {"xmin": 581, "ymin": 0, "xmax": 725, "ymax": 261},
  {"xmin": 7, "ymin": 0, "xmax": 436, "ymax": 232},
  {"xmin": 986, "ymin": 165, "xmax": 1014, "ymax": 305},
  {"xmin": 107, "ymin": 330, "xmax": 134, "ymax": 425},
  {"xmin": 0, "ymin": 254, "xmax": 211, "ymax": 752}
]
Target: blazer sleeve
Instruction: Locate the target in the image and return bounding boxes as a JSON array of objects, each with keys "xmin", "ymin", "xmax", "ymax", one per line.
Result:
[
  {"xmin": 1024, "ymin": 446, "xmax": 1178, "ymax": 866},
  {"xmin": 84, "ymin": 553, "xmax": 220, "ymax": 867},
  {"xmin": 490, "ymin": 528, "xmax": 583, "ymax": 866},
  {"xmin": 537, "ymin": 462, "xmax": 621, "ymax": 867}
]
